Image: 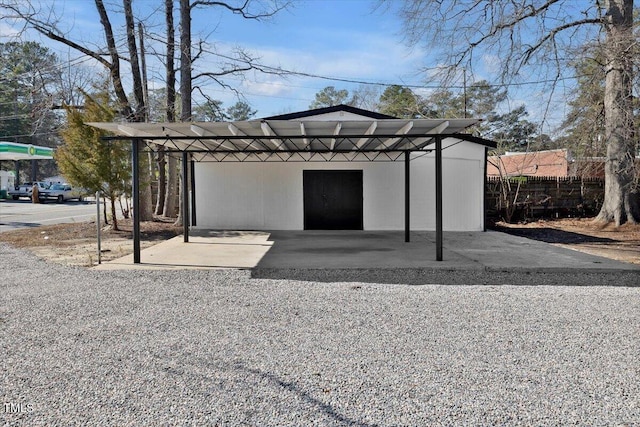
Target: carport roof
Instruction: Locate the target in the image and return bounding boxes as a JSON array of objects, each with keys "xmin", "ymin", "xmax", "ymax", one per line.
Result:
[{"xmin": 88, "ymin": 117, "xmax": 495, "ymax": 162}]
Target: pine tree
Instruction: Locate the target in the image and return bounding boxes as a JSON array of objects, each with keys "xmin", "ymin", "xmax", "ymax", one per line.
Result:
[{"xmin": 56, "ymin": 89, "xmax": 130, "ymax": 230}]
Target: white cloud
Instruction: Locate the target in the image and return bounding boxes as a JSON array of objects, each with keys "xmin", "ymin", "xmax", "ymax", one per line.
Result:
[
  {"xmin": 0, "ymin": 21, "xmax": 21, "ymax": 39},
  {"xmin": 242, "ymin": 80, "xmax": 292, "ymax": 97},
  {"xmin": 481, "ymin": 54, "xmax": 502, "ymax": 75}
]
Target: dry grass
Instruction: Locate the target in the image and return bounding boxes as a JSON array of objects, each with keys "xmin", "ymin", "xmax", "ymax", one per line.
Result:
[{"xmin": 0, "ymin": 217, "xmax": 182, "ymax": 266}]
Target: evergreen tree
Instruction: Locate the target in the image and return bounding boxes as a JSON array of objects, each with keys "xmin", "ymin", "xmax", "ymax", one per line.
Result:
[
  {"xmin": 226, "ymin": 101, "xmax": 256, "ymax": 121},
  {"xmin": 57, "ymin": 89, "xmax": 130, "ymax": 230},
  {"xmin": 378, "ymin": 85, "xmax": 430, "ymax": 118},
  {"xmin": 309, "ymin": 86, "xmax": 350, "ymax": 109}
]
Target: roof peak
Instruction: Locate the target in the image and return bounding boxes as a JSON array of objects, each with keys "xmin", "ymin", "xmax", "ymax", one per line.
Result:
[{"xmin": 261, "ymin": 104, "xmax": 397, "ymax": 120}]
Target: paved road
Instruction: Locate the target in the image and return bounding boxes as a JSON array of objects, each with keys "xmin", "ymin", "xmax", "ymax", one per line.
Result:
[{"xmin": 0, "ymin": 199, "xmax": 98, "ymax": 232}]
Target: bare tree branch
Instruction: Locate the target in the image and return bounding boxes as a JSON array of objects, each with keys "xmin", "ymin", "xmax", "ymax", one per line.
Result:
[
  {"xmin": 95, "ymin": 0, "xmax": 132, "ymax": 118},
  {"xmin": 190, "ymin": 0, "xmax": 289, "ymax": 19}
]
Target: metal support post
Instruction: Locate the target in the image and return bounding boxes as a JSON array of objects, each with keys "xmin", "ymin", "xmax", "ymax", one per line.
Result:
[
  {"xmin": 132, "ymin": 139, "xmax": 141, "ymax": 264},
  {"xmin": 483, "ymin": 146, "xmax": 488, "ymax": 232},
  {"xmin": 190, "ymin": 157, "xmax": 196, "ymax": 227},
  {"xmin": 182, "ymin": 150, "xmax": 190, "ymax": 242},
  {"xmin": 404, "ymin": 150, "xmax": 410, "ymax": 242},
  {"xmin": 96, "ymin": 192, "xmax": 101, "ymax": 264},
  {"xmin": 435, "ymin": 136, "xmax": 443, "ymax": 261}
]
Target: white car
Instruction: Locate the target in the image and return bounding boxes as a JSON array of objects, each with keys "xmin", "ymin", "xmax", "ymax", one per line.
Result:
[
  {"xmin": 8, "ymin": 181, "xmax": 50, "ymax": 200},
  {"xmin": 39, "ymin": 183, "xmax": 84, "ymax": 203}
]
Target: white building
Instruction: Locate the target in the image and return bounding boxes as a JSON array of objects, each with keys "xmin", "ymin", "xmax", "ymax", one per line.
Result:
[
  {"xmin": 193, "ymin": 106, "xmax": 491, "ymax": 232},
  {"xmin": 90, "ymin": 105, "xmax": 496, "ymax": 262}
]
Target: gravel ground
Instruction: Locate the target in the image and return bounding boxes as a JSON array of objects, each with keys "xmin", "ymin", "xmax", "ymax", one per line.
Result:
[{"xmin": 1, "ymin": 243, "xmax": 639, "ymax": 426}]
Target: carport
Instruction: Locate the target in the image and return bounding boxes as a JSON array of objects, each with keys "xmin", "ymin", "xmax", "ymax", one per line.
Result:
[{"xmin": 89, "ymin": 107, "xmax": 496, "ymax": 264}]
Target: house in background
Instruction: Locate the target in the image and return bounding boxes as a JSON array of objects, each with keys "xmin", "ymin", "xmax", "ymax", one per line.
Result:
[
  {"xmin": 487, "ymin": 148, "xmax": 640, "ymax": 179},
  {"xmin": 487, "ymin": 148, "xmax": 573, "ymax": 178}
]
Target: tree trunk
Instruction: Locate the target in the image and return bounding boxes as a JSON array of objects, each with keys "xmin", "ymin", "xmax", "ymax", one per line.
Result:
[
  {"xmin": 174, "ymin": 0, "xmax": 192, "ymax": 227},
  {"xmin": 95, "ymin": 0, "xmax": 132, "ymax": 118},
  {"xmin": 179, "ymin": 0, "xmax": 192, "ymax": 123},
  {"xmin": 155, "ymin": 147, "xmax": 166, "ymax": 215},
  {"xmin": 110, "ymin": 193, "xmax": 119, "ymax": 231},
  {"xmin": 157, "ymin": 0, "xmax": 175, "ymax": 216},
  {"xmin": 123, "ymin": 0, "xmax": 154, "ymax": 222},
  {"xmin": 102, "ymin": 195, "xmax": 109, "ymax": 225},
  {"xmin": 163, "ymin": 155, "xmax": 178, "ymax": 217},
  {"xmin": 123, "ymin": 0, "xmax": 145, "ymax": 122},
  {"xmin": 175, "ymin": 167, "xmax": 184, "ymax": 227},
  {"xmin": 138, "ymin": 148, "xmax": 155, "ymax": 221},
  {"xmin": 595, "ymin": 0, "xmax": 638, "ymax": 225}
]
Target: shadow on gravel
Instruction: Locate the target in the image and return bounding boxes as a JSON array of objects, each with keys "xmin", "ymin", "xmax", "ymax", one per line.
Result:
[
  {"xmin": 237, "ymin": 364, "xmax": 375, "ymax": 427},
  {"xmin": 491, "ymin": 226, "xmax": 615, "ymax": 244}
]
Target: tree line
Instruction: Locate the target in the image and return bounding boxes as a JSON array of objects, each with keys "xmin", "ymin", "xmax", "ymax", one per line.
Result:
[{"xmin": 1, "ymin": 0, "xmax": 637, "ymax": 225}]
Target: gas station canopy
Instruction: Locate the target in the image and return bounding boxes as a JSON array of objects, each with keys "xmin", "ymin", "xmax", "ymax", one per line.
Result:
[{"xmin": 0, "ymin": 142, "xmax": 54, "ymax": 161}]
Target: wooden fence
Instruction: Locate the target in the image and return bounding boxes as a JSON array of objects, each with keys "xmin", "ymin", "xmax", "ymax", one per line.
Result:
[{"xmin": 486, "ymin": 176, "xmax": 605, "ymax": 221}]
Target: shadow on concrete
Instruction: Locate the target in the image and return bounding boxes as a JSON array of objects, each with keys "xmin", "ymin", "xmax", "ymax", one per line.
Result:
[{"xmin": 251, "ymin": 230, "xmax": 639, "ymax": 286}]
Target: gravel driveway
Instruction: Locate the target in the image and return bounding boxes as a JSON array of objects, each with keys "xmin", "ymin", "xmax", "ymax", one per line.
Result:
[{"xmin": 1, "ymin": 243, "xmax": 639, "ymax": 426}]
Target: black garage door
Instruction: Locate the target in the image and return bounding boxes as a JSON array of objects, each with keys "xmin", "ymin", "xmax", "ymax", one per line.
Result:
[{"xmin": 303, "ymin": 170, "xmax": 363, "ymax": 230}]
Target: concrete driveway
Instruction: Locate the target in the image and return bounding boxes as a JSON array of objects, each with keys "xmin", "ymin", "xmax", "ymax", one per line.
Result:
[{"xmin": 93, "ymin": 229, "xmax": 639, "ymax": 286}]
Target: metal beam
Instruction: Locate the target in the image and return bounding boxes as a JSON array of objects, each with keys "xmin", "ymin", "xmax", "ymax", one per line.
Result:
[
  {"xmin": 228, "ymin": 123, "xmax": 269, "ymax": 151},
  {"xmin": 182, "ymin": 150, "xmax": 190, "ymax": 242},
  {"xmin": 399, "ymin": 120, "xmax": 449, "ymax": 150},
  {"xmin": 132, "ymin": 138, "xmax": 141, "ymax": 263},
  {"xmin": 355, "ymin": 121, "xmax": 378, "ymax": 149},
  {"xmin": 260, "ymin": 121, "xmax": 287, "ymax": 150},
  {"xmin": 190, "ymin": 124, "xmax": 237, "ymax": 151},
  {"xmin": 379, "ymin": 120, "xmax": 413, "ymax": 149},
  {"xmin": 435, "ymin": 136, "xmax": 443, "ymax": 261},
  {"xmin": 299, "ymin": 122, "xmax": 311, "ymax": 150},
  {"xmin": 330, "ymin": 122, "xmax": 342, "ymax": 150},
  {"xmin": 100, "ymin": 131, "xmax": 496, "ymax": 148}
]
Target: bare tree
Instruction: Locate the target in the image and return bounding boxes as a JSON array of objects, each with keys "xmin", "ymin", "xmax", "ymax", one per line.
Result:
[
  {"xmin": 4, "ymin": 0, "xmax": 156, "ymax": 220},
  {"xmin": 4, "ymin": 0, "xmax": 291, "ymax": 224},
  {"xmin": 393, "ymin": 0, "xmax": 638, "ymax": 225},
  {"xmin": 596, "ymin": 0, "xmax": 638, "ymax": 224},
  {"xmin": 173, "ymin": 0, "xmax": 290, "ymax": 226},
  {"xmin": 162, "ymin": 0, "xmax": 178, "ymax": 218},
  {"xmin": 123, "ymin": 0, "xmax": 154, "ymax": 221},
  {"xmin": 156, "ymin": 0, "xmax": 174, "ymax": 216}
]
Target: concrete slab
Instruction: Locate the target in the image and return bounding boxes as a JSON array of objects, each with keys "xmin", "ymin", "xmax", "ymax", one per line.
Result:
[
  {"xmin": 93, "ymin": 229, "xmax": 638, "ymax": 286},
  {"xmin": 93, "ymin": 231, "xmax": 272, "ymax": 270},
  {"xmin": 255, "ymin": 230, "xmax": 636, "ymax": 270}
]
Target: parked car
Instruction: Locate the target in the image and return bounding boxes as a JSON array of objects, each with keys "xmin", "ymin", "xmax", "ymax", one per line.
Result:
[
  {"xmin": 39, "ymin": 183, "xmax": 84, "ymax": 203},
  {"xmin": 8, "ymin": 182, "xmax": 50, "ymax": 200}
]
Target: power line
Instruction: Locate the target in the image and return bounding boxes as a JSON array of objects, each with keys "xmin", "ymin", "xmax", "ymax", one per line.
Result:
[{"xmin": 200, "ymin": 47, "xmax": 585, "ymax": 90}]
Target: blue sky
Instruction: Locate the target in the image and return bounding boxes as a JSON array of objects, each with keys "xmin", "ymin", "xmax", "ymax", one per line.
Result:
[{"xmin": 0, "ymin": 0, "xmax": 569, "ymax": 131}]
